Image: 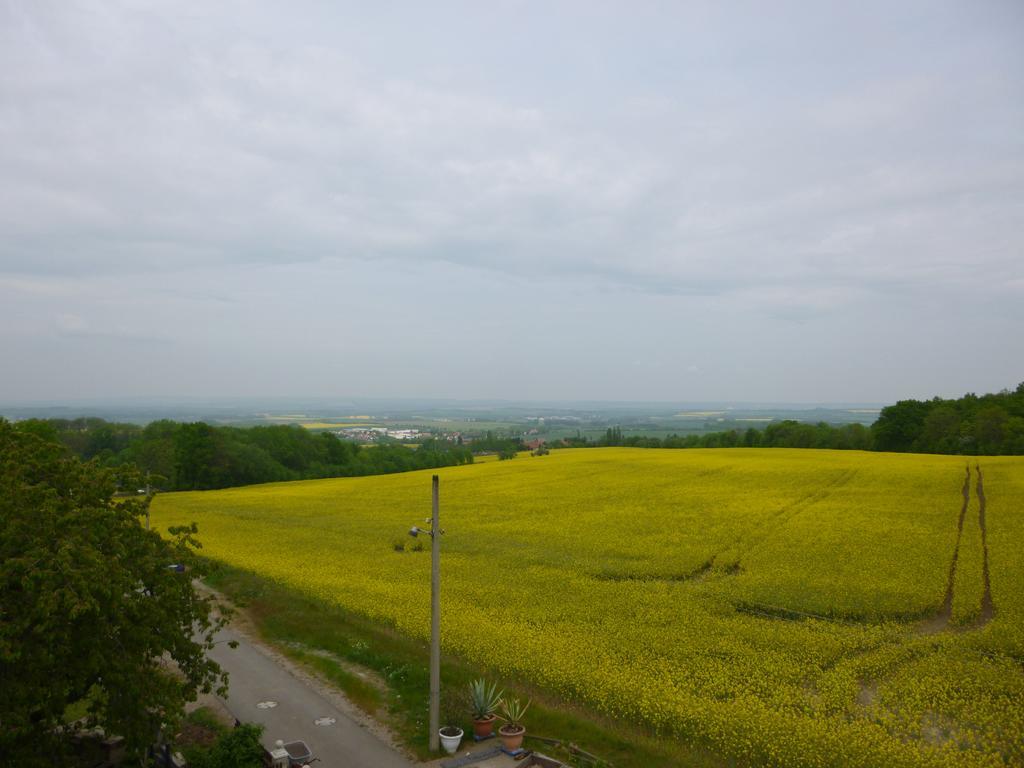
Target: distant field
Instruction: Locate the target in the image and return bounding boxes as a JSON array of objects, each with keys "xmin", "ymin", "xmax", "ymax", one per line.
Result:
[
  {"xmin": 256, "ymin": 415, "xmax": 518, "ymax": 433},
  {"xmin": 296, "ymin": 422, "xmax": 381, "ymax": 430},
  {"xmin": 401, "ymin": 418, "xmax": 519, "ymax": 431},
  {"xmin": 151, "ymin": 449, "xmax": 1024, "ymax": 767}
]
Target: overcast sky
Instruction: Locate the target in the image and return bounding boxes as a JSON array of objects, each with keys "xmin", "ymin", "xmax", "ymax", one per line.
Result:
[{"xmin": 1, "ymin": 1, "xmax": 1022, "ymax": 404}]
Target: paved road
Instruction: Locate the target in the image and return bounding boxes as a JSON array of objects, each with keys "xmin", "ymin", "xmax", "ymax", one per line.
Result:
[{"xmin": 206, "ymin": 626, "xmax": 413, "ymax": 768}]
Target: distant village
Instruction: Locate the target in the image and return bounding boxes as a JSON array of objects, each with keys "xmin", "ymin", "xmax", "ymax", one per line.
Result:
[
  {"xmin": 332, "ymin": 426, "xmax": 433, "ymax": 442},
  {"xmin": 330, "ymin": 422, "xmax": 550, "ymax": 451}
]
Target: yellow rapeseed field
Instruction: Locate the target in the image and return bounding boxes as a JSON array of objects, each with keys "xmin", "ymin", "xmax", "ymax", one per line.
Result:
[{"xmin": 151, "ymin": 449, "xmax": 1024, "ymax": 767}]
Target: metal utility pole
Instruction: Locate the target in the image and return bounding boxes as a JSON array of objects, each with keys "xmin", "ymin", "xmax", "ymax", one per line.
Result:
[{"xmin": 429, "ymin": 474, "xmax": 441, "ymax": 751}]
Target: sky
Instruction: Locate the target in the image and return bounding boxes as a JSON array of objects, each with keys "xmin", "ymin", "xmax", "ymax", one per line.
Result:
[{"xmin": 1, "ymin": 0, "xmax": 1022, "ymax": 404}]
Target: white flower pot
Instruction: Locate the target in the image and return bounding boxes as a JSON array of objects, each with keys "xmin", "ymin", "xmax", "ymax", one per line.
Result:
[{"xmin": 439, "ymin": 726, "xmax": 464, "ymax": 754}]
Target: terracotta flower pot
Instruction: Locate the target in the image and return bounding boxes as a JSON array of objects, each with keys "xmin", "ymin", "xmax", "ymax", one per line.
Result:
[
  {"xmin": 472, "ymin": 714, "xmax": 497, "ymax": 739},
  {"xmin": 498, "ymin": 723, "xmax": 525, "ymax": 752}
]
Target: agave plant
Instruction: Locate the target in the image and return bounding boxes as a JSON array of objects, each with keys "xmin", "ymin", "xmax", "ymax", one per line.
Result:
[
  {"xmin": 497, "ymin": 696, "xmax": 531, "ymax": 731},
  {"xmin": 468, "ymin": 678, "xmax": 504, "ymax": 720}
]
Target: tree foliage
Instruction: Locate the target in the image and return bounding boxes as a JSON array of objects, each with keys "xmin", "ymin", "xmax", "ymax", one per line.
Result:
[
  {"xmin": 870, "ymin": 383, "xmax": 1024, "ymax": 454},
  {"xmin": 0, "ymin": 419, "xmax": 228, "ymax": 765},
  {"xmin": 186, "ymin": 723, "xmax": 264, "ymax": 768},
  {"xmin": 564, "ymin": 420, "xmax": 872, "ymax": 452},
  {"xmin": 25, "ymin": 419, "xmax": 473, "ymax": 491},
  {"xmin": 470, "ymin": 430, "xmax": 524, "ymax": 456},
  {"xmin": 555, "ymin": 384, "xmax": 1024, "ymax": 456}
]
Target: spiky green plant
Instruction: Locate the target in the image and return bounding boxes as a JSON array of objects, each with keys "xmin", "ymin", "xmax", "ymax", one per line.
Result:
[
  {"xmin": 497, "ymin": 696, "xmax": 531, "ymax": 731},
  {"xmin": 468, "ymin": 678, "xmax": 503, "ymax": 720}
]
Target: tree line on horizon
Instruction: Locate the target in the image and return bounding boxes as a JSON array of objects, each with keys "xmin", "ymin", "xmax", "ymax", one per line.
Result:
[
  {"xmin": 564, "ymin": 383, "xmax": 1024, "ymax": 456},
  {"xmin": 12, "ymin": 419, "xmax": 473, "ymax": 491},
  {"xmin": 8, "ymin": 383, "xmax": 1023, "ymax": 494}
]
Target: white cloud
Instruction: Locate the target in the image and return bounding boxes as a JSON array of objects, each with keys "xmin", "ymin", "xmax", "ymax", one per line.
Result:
[
  {"xmin": 55, "ymin": 313, "xmax": 87, "ymax": 333},
  {"xmin": 0, "ymin": 0, "xmax": 1022, "ymax": 401}
]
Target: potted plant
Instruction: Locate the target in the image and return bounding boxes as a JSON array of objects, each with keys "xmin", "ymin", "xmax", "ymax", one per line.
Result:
[
  {"xmin": 468, "ymin": 678, "xmax": 503, "ymax": 739},
  {"xmin": 439, "ymin": 725, "xmax": 463, "ymax": 754},
  {"xmin": 439, "ymin": 686, "xmax": 466, "ymax": 754},
  {"xmin": 497, "ymin": 696, "xmax": 531, "ymax": 752}
]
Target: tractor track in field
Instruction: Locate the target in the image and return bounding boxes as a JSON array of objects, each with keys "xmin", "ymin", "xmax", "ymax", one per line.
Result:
[
  {"xmin": 974, "ymin": 465, "xmax": 995, "ymax": 627},
  {"xmin": 805, "ymin": 465, "xmax": 997, "ymax": 718},
  {"xmin": 592, "ymin": 558, "xmax": 715, "ymax": 583},
  {"xmin": 847, "ymin": 466, "xmax": 997, "ymax": 719},
  {"xmin": 920, "ymin": 466, "xmax": 971, "ymax": 635},
  {"xmin": 596, "ymin": 468, "xmax": 859, "ymax": 584},
  {"xmin": 918, "ymin": 464, "xmax": 996, "ymax": 634},
  {"xmin": 723, "ymin": 468, "xmax": 859, "ymax": 569}
]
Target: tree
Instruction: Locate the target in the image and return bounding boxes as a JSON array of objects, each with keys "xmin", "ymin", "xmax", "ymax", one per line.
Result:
[
  {"xmin": 602, "ymin": 426, "xmax": 623, "ymax": 446},
  {"xmin": 0, "ymin": 420, "xmax": 228, "ymax": 765},
  {"xmin": 1004, "ymin": 416, "xmax": 1024, "ymax": 454},
  {"xmin": 917, "ymin": 405, "xmax": 960, "ymax": 453},
  {"xmin": 871, "ymin": 399, "xmax": 931, "ymax": 452},
  {"xmin": 187, "ymin": 723, "xmax": 264, "ymax": 768},
  {"xmin": 974, "ymin": 406, "xmax": 1009, "ymax": 454},
  {"xmin": 174, "ymin": 422, "xmax": 224, "ymax": 489}
]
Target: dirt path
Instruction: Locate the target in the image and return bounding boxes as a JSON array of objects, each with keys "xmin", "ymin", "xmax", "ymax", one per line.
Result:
[
  {"xmin": 920, "ymin": 466, "xmax": 971, "ymax": 635},
  {"xmin": 975, "ymin": 465, "xmax": 995, "ymax": 626}
]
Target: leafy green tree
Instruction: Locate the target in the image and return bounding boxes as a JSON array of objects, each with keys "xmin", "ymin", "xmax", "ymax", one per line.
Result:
[
  {"xmin": 1004, "ymin": 416, "xmax": 1024, "ymax": 454},
  {"xmin": 601, "ymin": 427, "xmax": 624, "ymax": 446},
  {"xmin": 917, "ymin": 405, "xmax": 960, "ymax": 452},
  {"xmin": 245, "ymin": 425, "xmax": 322, "ymax": 472},
  {"xmin": 718, "ymin": 429, "xmax": 739, "ymax": 447},
  {"xmin": 974, "ymin": 405, "xmax": 1009, "ymax": 453},
  {"xmin": 8, "ymin": 418, "xmax": 61, "ymax": 444},
  {"xmin": 174, "ymin": 422, "xmax": 224, "ymax": 489},
  {"xmin": 871, "ymin": 399, "xmax": 931, "ymax": 452},
  {"xmin": 841, "ymin": 422, "xmax": 873, "ymax": 451},
  {"xmin": 119, "ymin": 419, "xmax": 179, "ymax": 484},
  {"xmin": 319, "ymin": 430, "xmax": 356, "ymax": 465},
  {"xmin": 762, "ymin": 420, "xmax": 815, "ymax": 448},
  {"xmin": 186, "ymin": 723, "xmax": 264, "ymax": 768},
  {"xmin": 0, "ymin": 420, "xmax": 228, "ymax": 765}
]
